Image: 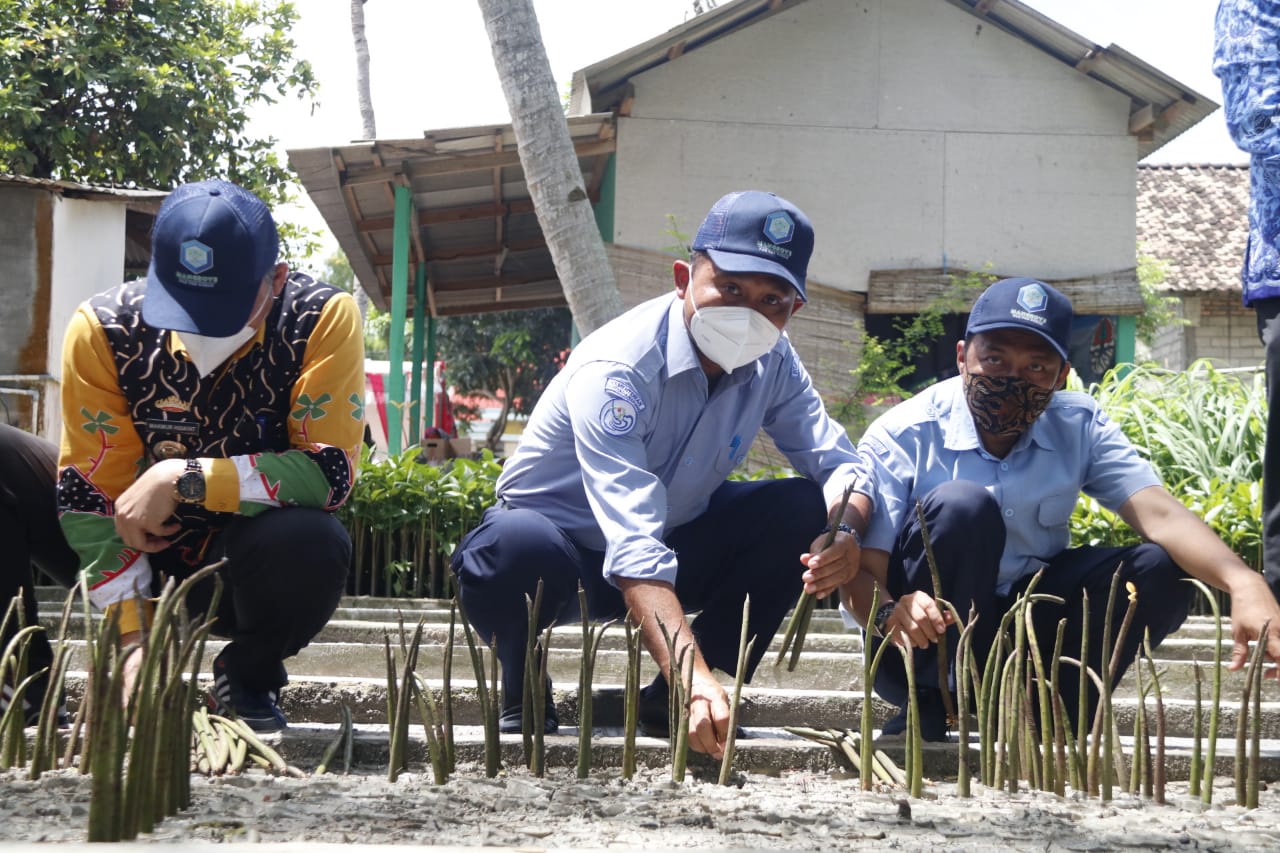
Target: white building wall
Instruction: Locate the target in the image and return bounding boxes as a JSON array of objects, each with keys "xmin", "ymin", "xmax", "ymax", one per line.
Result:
[
  {"xmin": 608, "ymin": 0, "xmax": 1137, "ymax": 293},
  {"xmin": 45, "ymin": 197, "xmax": 127, "ymax": 437}
]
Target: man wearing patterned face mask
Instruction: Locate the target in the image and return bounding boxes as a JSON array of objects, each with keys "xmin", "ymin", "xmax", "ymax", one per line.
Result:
[
  {"xmin": 452, "ymin": 191, "xmax": 873, "ymax": 759},
  {"xmin": 842, "ymin": 277, "xmax": 1280, "ymax": 743}
]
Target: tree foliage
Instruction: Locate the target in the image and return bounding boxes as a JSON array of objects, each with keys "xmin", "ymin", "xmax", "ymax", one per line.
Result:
[
  {"xmin": 1136, "ymin": 248, "xmax": 1187, "ymax": 347},
  {"xmin": 0, "ymin": 0, "xmax": 315, "ymax": 213},
  {"xmin": 437, "ymin": 309, "xmax": 572, "ymax": 450}
]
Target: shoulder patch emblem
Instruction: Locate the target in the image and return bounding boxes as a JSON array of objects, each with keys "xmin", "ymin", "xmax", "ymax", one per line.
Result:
[
  {"xmin": 604, "ymin": 377, "xmax": 646, "ymax": 412},
  {"xmin": 599, "ymin": 399, "xmax": 638, "ymax": 436},
  {"xmin": 1094, "ymin": 408, "xmax": 1110, "ymax": 427}
]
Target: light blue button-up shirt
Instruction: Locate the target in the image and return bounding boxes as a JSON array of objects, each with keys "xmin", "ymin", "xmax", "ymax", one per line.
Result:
[
  {"xmin": 859, "ymin": 376, "xmax": 1161, "ymax": 594},
  {"xmin": 497, "ymin": 293, "xmax": 870, "ymax": 586}
]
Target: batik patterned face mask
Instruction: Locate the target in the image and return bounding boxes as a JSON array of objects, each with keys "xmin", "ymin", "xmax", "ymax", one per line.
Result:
[{"xmin": 963, "ymin": 373, "xmax": 1056, "ymax": 437}]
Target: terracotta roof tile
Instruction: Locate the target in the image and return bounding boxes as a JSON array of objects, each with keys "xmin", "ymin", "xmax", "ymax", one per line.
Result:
[{"xmin": 1136, "ymin": 164, "xmax": 1248, "ymax": 294}]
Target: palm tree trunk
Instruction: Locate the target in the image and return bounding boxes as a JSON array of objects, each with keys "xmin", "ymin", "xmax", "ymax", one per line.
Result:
[
  {"xmin": 476, "ymin": 0, "xmax": 624, "ymax": 336},
  {"xmin": 351, "ymin": 0, "xmax": 376, "ymax": 139}
]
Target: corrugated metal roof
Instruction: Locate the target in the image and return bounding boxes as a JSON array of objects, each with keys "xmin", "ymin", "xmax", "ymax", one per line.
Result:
[
  {"xmin": 288, "ymin": 114, "xmax": 616, "ymax": 314},
  {"xmin": 0, "ymin": 173, "xmax": 167, "ymax": 205}
]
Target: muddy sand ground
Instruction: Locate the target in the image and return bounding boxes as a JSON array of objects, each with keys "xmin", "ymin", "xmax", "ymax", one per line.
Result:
[{"xmin": 3, "ymin": 762, "xmax": 1278, "ymax": 851}]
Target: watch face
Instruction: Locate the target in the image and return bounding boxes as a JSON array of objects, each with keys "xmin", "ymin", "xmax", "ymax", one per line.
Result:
[{"xmin": 177, "ymin": 470, "xmax": 205, "ymax": 502}]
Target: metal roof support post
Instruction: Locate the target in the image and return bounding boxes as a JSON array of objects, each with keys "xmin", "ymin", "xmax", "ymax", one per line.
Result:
[
  {"xmin": 425, "ymin": 316, "xmax": 437, "ymax": 432},
  {"xmin": 1114, "ymin": 315, "xmax": 1136, "ymax": 379},
  {"xmin": 409, "ymin": 261, "xmax": 427, "ymax": 443},
  {"xmin": 387, "ymin": 183, "xmax": 412, "ymax": 455}
]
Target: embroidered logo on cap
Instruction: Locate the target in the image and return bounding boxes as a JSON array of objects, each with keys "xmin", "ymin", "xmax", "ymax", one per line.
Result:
[
  {"xmin": 180, "ymin": 240, "xmax": 213, "ymax": 274},
  {"xmin": 763, "ymin": 211, "xmax": 795, "ymax": 245},
  {"xmin": 1016, "ymin": 283, "xmax": 1048, "ymax": 313}
]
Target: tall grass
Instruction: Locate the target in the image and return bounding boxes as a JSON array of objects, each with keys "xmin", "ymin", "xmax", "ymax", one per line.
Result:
[{"xmin": 1073, "ymin": 362, "xmax": 1267, "ymax": 608}]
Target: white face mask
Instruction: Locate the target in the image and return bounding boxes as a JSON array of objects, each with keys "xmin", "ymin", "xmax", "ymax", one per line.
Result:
[
  {"xmin": 688, "ymin": 290, "xmax": 782, "ymax": 373},
  {"xmin": 179, "ymin": 325, "xmax": 256, "ymax": 377}
]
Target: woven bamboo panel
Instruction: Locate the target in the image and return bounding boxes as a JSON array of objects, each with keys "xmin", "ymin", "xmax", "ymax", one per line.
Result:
[{"xmin": 866, "ymin": 267, "xmax": 1143, "ymax": 315}]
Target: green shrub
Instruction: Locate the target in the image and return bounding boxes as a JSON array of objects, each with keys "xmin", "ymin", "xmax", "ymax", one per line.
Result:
[
  {"xmin": 338, "ymin": 362, "xmax": 1267, "ymax": 601},
  {"xmin": 339, "ymin": 446, "xmax": 502, "ymax": 598},
  {"xmin": 1070, "ymin": 360, "xmax": 1266, "ymax": 581}
]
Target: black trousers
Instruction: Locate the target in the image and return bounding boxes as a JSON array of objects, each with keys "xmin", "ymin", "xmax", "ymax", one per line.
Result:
[
  {"xmin": 873, "ymin": 480, "xmax": 1192, "ymax": 727},
  {"xmin": 1255, "ymin": 297, "xmax": 1280, "ymax": 601},
  {"xmin": 0, "ymin": 425, "xmax": 80, "ymax": 699},
  {"xmin": 157, "ymin": 508, "xmax": 350, "ymax": 691},
  {"xmin": 0, "ymin": 424, "xmax": 349, "ymax": 694},
  {"xmin": 451, "ymin": 477, "xmax": 827, "ymax": 707}
]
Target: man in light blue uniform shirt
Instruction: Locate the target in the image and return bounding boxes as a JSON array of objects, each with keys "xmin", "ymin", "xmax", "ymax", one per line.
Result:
[
  {"xmin": 452, "ymin": 191, "xmax": 872, "ymax": 759},
  {"xmin": 842, "ymin": 278, "xmax": 1280, "ymax": 741},
  {"xmin": 1215, "ymin": 0, "xmax": 1280, "ymax": 602}
]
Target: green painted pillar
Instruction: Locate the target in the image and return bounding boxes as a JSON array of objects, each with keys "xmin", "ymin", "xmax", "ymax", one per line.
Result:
[
  {"xmin": 1116, "ymin": 315, "xmax": 1137, "ymax": 367},
  {"xmin": 387, "ymin": 184, "xmax": 412, "ymax": 455},
  {"xmin": 425, "ymin": 316, "xmax": 437, "ymax": 430},
  {"xmin": 409, "ymin": 262, "xmax": 427, "ymax": 444},
  {"xmin": 572, "ymin": 153, "xmax": 618, "ymax": 349}
]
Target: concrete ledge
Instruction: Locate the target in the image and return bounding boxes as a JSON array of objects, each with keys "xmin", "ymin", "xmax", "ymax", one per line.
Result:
[{"xmin": 243, "ymin": 723, "xmax": 1280, "ymax": 783}]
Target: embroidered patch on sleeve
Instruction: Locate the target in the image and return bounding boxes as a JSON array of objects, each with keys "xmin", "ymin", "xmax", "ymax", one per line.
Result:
[
  {"xmin": 604, "ymin": 377, "xmax": 646, "ymax": 412},
  {"xmin": 599, "ymin": 399, "xmax": 638, "ymax": 435}
]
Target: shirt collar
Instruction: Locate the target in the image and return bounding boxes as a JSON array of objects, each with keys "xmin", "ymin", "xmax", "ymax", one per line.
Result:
[
  {"xmin": 663, "ymin": 295, "xmax": 704, "ymax": 379},
  {"xmin": 940, "ymin": 375, "xmax": 1058, "ymax": 456}
]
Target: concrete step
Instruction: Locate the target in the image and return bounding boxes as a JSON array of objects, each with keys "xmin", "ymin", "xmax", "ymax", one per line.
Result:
[
  {"xmin": 49, "ymin": 666, "xmax": 1280, "ymax": 742},
  {"xmin": 35, "ymin": 590, "xmax": 1239, "ymax": 652},
  {"xmin": 183, "ymin": 720, "xmax": 1280, "ymax": 784},
  {"xmin": 28, "ymin": 588, "xmax": 1276, "ymax": 743},
  {"xmin": 41, "ymin": 634, "xmax": 1270, "ymax": 703}
]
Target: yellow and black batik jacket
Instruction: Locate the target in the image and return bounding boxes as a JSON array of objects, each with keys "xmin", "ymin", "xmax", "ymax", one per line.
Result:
[{"xmin": 57, "ymin": 272, "xmax": 365, "ymax": 609}]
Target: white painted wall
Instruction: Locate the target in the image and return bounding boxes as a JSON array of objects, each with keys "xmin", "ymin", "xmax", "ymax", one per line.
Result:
[
  {"xmin": 44, "ymin": 197, "xmax": 128, "ymax": 437},
  {"xmin": 608, "ymin": 0, "xmax": 1138, "ymax": 293}
]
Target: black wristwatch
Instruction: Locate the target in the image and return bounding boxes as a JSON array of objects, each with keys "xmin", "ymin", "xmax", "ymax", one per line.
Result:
[
  {"xmin": 174, "ymin": 458, "xmax": 206, "ymax": 505},
  {"xmin": 872, "ymin": 601, "xmax": 897, "ymax": 636}
]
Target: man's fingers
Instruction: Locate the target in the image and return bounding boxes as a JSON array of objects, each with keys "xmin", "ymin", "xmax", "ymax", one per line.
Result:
[
  {"xmin": 1228, "ymin": 641, "xmax": 1248, "ymax": 672},
  {"xmin": 688, "ymin": 701, "xmax": 725, "ymax": 759}
]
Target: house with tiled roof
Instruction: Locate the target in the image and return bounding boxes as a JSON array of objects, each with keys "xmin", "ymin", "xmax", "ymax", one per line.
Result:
[{"xmin": 1136, "ymin": 164, "xmax": 1262, "ymax": 370}]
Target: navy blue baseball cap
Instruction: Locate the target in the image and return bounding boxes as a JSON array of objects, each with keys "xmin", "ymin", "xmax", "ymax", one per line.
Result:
[
  {"xmin": 143, "ymin": 179, "xmax": 279, "ymax": 337},
  {"xmin": 691, "ymin": 190, "xmax": 815, "ymax": 301},
  {"xmin": 965, "ymin": 277, "xmax": 1073, "ymax": 362}
]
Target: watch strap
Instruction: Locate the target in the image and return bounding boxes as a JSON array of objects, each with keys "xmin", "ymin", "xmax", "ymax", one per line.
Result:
[{"xmin": 872, "ymin": 601, "xmax": 896, "ymax": 636}]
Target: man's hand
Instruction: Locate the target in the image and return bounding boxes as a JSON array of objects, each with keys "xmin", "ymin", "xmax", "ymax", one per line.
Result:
[
  {"xmin": 685, "ymin": 673, "xmax": 732, "ymax": 759},
  {"xmin": 1225, "ymin": 574, "xmax": 1280, "ymax": 679},
  {"xmin": 882, "ymin": 590, "xmax": 952, "ymax": 649},
  {"xmin": 800, "ymin": 528, "xmax": 862, "ymax": 598},
  {"xmin": 113, "ymin": 458, "xmax": 185, "ymax": 552}
]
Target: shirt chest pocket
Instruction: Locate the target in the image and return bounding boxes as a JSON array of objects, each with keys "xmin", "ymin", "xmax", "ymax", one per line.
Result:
[{"xmin": 1037, "ymin": 492, "xmax": 1080, "ymax": 528}]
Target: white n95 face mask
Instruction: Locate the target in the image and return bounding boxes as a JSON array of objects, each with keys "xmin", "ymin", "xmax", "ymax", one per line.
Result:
[
  {"xmin": 180, "ymin": 325, "xmax": 256, "ymax": 377},
  {"xmin": 689, "ymin": 294, "xmax": 782, "ymax": 373}
]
